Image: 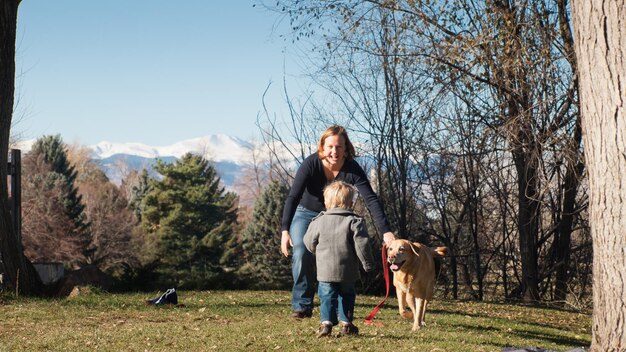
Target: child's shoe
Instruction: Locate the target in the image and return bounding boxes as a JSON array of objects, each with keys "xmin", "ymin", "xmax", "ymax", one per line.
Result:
[
  {"xmin": 339, "ymin": 322, "xmax": 359, "ymax": 336},
  {"xmin": 317, "ymin": 323, "xmax": 333, "ymax": 338}
]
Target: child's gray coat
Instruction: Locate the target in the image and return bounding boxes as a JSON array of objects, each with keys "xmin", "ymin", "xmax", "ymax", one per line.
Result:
[{"xmin": 303, "ymin": 208, "xmax": 376, "ymax": 282}]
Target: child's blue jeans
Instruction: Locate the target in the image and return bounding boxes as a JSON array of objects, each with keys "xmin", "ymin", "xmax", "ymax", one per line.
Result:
[{"xmin": 317, "ymin": 281, "xmax": 356, "ymax": 325}]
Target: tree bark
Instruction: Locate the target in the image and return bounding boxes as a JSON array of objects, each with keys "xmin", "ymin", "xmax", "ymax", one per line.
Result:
[
  {"xmin": 512, "ymin": 147, "xmax": 540, "ymax": 301},
  {"xmin": 554, "ymin": 119, "xmax": 584, "ymax": 302},
  {"xmin": 0, "ymin": 0, "xmax": 42, "ymax": 295},
  {"xmin": 571, "ymin": 1, "xmax": 626, "ymax": 350}
]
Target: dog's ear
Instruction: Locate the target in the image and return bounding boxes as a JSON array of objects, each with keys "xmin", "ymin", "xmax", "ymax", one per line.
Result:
[{"xmin": 409, "ymin": 242, "xmax": 421, "ymax": 256}]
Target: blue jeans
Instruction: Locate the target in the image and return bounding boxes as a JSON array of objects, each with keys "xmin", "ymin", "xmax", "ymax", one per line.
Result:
[
  {"xmin": 290, "ymin": 206, "xmax": 319, "ymax": 312},
  {"xmin": 318, "ymin": 281, "xmax": 356, "ymax": 325}
]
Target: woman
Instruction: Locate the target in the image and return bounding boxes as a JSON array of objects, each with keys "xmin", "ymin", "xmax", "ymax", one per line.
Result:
[{"xmin": 280, "ymin": 125, "xmax": 395, "ymax": 318}]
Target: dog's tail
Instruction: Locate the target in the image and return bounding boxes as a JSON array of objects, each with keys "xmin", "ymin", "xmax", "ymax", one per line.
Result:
[{"xmin": 433, "ymin": 246, "xmax": 448, "ymax": 257}]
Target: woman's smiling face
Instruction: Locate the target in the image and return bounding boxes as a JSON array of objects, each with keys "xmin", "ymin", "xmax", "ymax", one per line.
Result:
[{"xmin": 322, "ymin": 134, "xmax": 346, "ymax": 166}]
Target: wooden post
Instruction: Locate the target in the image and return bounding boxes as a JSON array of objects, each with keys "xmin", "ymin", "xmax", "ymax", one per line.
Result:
[{"xmin": 8, "ymin": 148, "xmax": 21, "ymax": 244}]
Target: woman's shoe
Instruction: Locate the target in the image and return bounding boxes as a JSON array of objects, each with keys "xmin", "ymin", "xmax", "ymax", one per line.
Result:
[{"xmin": 291, "ymin": 309, "xmax": 312, "ymax": 318}]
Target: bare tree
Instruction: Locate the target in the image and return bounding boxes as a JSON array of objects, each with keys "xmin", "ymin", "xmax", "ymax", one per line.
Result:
[
  {"xmin": 571, "ymin": 1, "xmax": 625, "ymax": 350},
  {"xmin": 414, "ymin": 0, "xmax": 582, "ymax": 301},
  {"xmin": 67, "ymin": 145, "xmax": 140, "ymax": 274},
  {"xmin": 231, "ymin": 142, "xmax": 272, "ymax": 210},
  {"xmin": 256, "ymin": 80, "xmax": 321, "ymax": 180},
  {"xmin": 21, "ymin": 153, "xmax": 85, "ymax": 266}
]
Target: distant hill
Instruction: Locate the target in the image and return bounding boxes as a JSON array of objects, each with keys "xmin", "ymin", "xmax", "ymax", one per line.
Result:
[{"xmin": 13, "ymin": 134, "xmax": 264, "ymax": 188}]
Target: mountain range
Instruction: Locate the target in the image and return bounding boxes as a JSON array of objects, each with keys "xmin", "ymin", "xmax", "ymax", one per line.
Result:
[
  {"xmin": 15, "ymin": 134, "xmax": 267, "ymax": 188},
  {"xmin": 92, "ymin": 134, "xmax": 264, "ymax": 187}
]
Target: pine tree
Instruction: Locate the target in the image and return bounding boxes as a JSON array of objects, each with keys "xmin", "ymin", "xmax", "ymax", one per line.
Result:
[
  {"xmin": 140, "ymin": 153, "xmax": 238, "ymax": 289},
  {"xmin": 30, "ymin": 135, "xmax": 87, "ymax": 226},
  {"xmin": 239, "ymin": 179, "xmax": 291, "ymax": 289}
]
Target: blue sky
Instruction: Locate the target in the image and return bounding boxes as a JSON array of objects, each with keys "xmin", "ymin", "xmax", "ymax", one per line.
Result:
[{"xmin": 14, "ymin": 1, "xmax": 305, "ymax": 146}]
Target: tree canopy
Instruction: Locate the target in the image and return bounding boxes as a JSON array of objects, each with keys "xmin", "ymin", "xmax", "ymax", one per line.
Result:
[{"xmin": 140, "ymin": 153, "xmax": 238, "ymax": 289}]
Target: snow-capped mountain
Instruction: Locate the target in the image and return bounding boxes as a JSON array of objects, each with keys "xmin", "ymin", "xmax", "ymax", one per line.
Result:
[
  {"xmin": 94, "ymin": 135, "xmax": 264, "ymax": 186},
  {"xmin": 13, "ymin": 134, "xmax": 267, "ymax": 187},
  {"xmin": 90, "ymin": 134, "xmax": 256, "ymax": 164}
]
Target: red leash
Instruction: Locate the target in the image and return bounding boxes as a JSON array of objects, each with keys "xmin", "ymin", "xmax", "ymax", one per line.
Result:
[{"xmin": 363, "ymin": 244, "xmax": 390, "ymax": 326}]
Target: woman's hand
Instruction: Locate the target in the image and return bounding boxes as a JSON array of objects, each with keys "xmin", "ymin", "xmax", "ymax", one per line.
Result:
[
  {"xmin": 383, "ymin": 232, "xmax": 396, "ymax": 247},
  {"xmin": 281, "ymin": 230, "xmax": 293, "ymax": 257}
]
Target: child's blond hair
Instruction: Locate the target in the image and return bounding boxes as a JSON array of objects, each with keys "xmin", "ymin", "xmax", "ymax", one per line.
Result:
[{"xmin": 324, "ymin": 180, "xmax": 356, "ymax": 210}]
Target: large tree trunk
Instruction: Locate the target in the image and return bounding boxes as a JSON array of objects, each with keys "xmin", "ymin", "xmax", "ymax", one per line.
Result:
[
  {"xmin": 554, "ymin": 119, "xmax": 584, "ymax": 302},
  {"xmin": 571, "ymin": 1, "xmax": 626, "ymax": 350},
  {"xmin": 512, "ymin": 148, "xmax": 540, "ymax": 301},
  {"xmin": 0, "ymin": 0, "xmax": 42, "ymax": 295}
]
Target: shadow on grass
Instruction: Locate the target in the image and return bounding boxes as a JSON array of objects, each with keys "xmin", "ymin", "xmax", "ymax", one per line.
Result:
[
  {"xmin": 508, "ymin": 326, "xmax": 589, "ymax": 348},
  {"xmin": 446, "ymin": 321, "xmax": 589, "ymax": 349},
  {"xmin": 426, "ymin": 305, "xmax": 588, "ymax": 332}
]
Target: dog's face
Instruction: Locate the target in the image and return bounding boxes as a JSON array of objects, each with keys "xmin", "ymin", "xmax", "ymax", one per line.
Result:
[{"xmin": 387, "ymin": 239, "xmax": 418, "ymax": 272}]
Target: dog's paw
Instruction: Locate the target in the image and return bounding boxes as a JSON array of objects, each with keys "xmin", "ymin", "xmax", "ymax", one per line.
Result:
[{"xmin": 401, "ymin": 311, "xmax": 413, "ymax": 319}]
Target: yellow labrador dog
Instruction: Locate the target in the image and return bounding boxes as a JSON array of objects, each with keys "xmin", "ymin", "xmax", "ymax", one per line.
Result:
[{"xmin": 387, "ymin": 239, "xmax": 447, "ymax": 330}]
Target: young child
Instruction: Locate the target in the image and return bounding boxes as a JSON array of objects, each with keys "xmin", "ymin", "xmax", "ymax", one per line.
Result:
[{"xmin": 303, "ymin": 180, "xmax": 376, "ymax": 337}]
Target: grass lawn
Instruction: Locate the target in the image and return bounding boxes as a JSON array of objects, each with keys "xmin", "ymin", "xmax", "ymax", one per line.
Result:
[{"xmin": 0, "ymin": 289, "xmax": 591, "ymax": 351}]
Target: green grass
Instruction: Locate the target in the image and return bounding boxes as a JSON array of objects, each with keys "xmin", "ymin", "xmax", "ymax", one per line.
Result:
[{"xmin": 0, "ymin": 290, "xmax": 591, "ymax": 351}]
